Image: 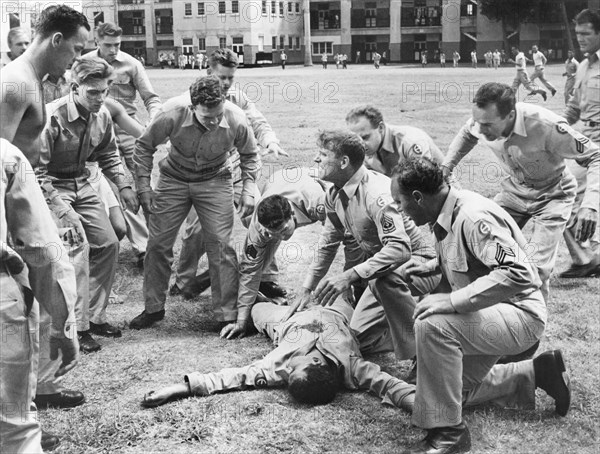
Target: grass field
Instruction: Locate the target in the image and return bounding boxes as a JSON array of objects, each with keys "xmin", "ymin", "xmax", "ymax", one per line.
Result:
[{"xmin": 40, "ymin": 62, "xmax": 599, "ymax": 453}]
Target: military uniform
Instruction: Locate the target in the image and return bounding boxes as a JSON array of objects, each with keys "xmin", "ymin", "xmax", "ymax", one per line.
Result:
[
  {"xmin": 411, "ymin": 188, "xmax": 547, "ymax": 429},
  {"xmin": 1, "ymin": 140, "xmax": 77, "ymax": 454},
  {"xmin": 184, "ymin": 300, "xmax": 415, "ymax": 410},
  {"xmin": 174, "ymin": 85, "xmax": 282, "ymax": 290},
  {"xmin": 134, "ymin": 96, "xmax": 260, "ymax": 321},
  {"xmin": 236, "ymin": 168, "xmax": 329, "ymax": 324},
  {"xmin": 563, "ymin": 50, "xmax": 600, "ymax": 269},
  {"xmin": 303, "ymin": 166, "xmax": 438, "ymax": 360},
  {"xmin": 445, "ymin": 102, "xmax": 600, "ymax": 300},
  {"xmin": 366, "ymin": 123, "xmax": 444, "ymax": 176}
]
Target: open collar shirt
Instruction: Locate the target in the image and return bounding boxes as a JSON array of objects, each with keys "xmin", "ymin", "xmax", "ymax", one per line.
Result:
[
  {"xmin": 445, "ymin": 102, "xmax": 600, "ymax": 211},
  {"xmin": 564, "ymin": 50, "xmax": 600, "ymax": 140}
]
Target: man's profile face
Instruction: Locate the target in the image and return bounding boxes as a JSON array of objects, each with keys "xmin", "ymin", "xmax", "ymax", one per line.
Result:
[
  {"xmin": 75, "ymin": 78, "xmax": 111, "ymax": 114},
  {"xmin": 391, "ymin": 179, "xmax": 426, "ymax": 226},
  {"xmin": 346, "ymin": 116, "xmax": 383, "ymax": 157},
  {"xmin": 575, "ymin": 23, "xmax": 600, "ymax": 55},
  {"xmin": 193, "ymin": 102, "xmax": 224, "ymax": 131},
  {"xmin": 9, "ymin": 32, "xmax": 30, "ymax": 58},
  {"xmin": 52, "ymin": 26, "xmax": 89, "ymax": 77},
  {"xmin": 472, "ymin": 103, "xmax": 514, "ymax": 141},
  {"xmin": 314, "ymin": 147, "xmax": 342, "ymax": 182},
  {"xmin": 208, "ymin": 63, "xmax": 236, "ymax": 95},
  {"xmin": 97, "ymin": 35, "xmax": 121, "ymax": 63}
]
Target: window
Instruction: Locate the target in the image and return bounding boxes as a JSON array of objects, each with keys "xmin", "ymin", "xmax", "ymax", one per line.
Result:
[
  {"xmin": 232, "ymin": 1, "xmax": 239, "ymax": 13},
  {"xmin": 219, "ymin": 1, "xmax": 225, "ymax": 13},
  {"xmin": 262, "ymin": 1, "xmax": 267, "ymax": 15},
  {"xmin": 133, "ymin": 11, "xmax": 144, "ymax": 34},
  {"xmin": 272, "ymin": 36, "xmax": 277, "ymax": 49},
  {"xmin": 197, "ymin": 2, "xmax": 204, "ymax": 15},
  {"xmin": 198, "ymin": 38, "xmax": 206, "ymax": 50},
  {"xmin": 466, "ymin": 4, "xmax": 474, "ymax": 15},
  {"xmin": 94, "ymin": 11, "xmax": 104, "ymax": 27},
  {"xmin": 289, "ymin": 36, "xmax": 293, "ymax": 49},
  {"xmin": 288, "ymin": 1, "xmax": 292, "ymax": 12},
  {"xmin": 312, "ymin": 42, "xmax": 332, "ymax": 54},
  {"xmin": 279, "ymin": 1, "xmax": 284, "ymax": 16},
  {"xmin": 184, "ymin": 3, "xmax": 192, "ymax": 16},
  {"xmin": 157, "ymin": 39, "xmax": 174, "ymax": 47},
  {"xmin": 219, "ymin": 37, "xmax": 227, "ymax": 48},
  {"xmin": 365, "ymin": 2, "xmax": 376, "ymax": 27},
  {"xmin": 296, "ymin": 2, "xmax": 300, "ymax": 13},
  {"xmin": 295, "ymin": 36, "xmax": 300, "ymax": 49},
  {"xmin": 280, "ymin": 35, "xmax": 285, "ymax": 49},
  {"xmin": 232, "ymin": 37, "xmax": 243, "ymax": 55},
  {"xmin": 271, "ymin": 1, "xmax": 276, "ymax": 15}
]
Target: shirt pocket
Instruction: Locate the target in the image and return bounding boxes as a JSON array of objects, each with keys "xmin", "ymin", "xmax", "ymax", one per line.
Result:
[{"xmin": 586, "ymin": 76, "xmax": 600, "ymax": 105}]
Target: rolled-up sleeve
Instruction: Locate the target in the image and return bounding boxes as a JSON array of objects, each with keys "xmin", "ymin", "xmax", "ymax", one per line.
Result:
[
  {"xmin": 133, "ymin": 61, "xmax": 162, "ymax": 118},
  {"xmin": 303, "ymin": 214, "xmax": 345, "ymax": 290},
  {"xmin": 444, "ymin": 119, "xmax": 480, "ymax": 170},
  {"xmin": 90, "ymin": 116, "xmax": 130, "ymax": 190},
  {"xmin": 234, "ymin": 122, "xmax": 261, "ymax": 197}
]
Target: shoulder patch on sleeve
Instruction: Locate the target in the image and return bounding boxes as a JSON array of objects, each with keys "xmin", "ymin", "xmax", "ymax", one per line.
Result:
[
  {"xmin": 381, "ymin": 213, "xmax": 396, "ymax": 234},
  {"xmin": 376, "ymin": 196, "xmax": 386, "ymax": 207},
  {"xmin": 495, "ymin": 244, "xmax": 516, "ymax": 266},
  {"xmin": 556, "ymin": 122, "xmax": 570, "ymax": 134},
  {"xmin": 412, "ymin": 144, "xmax": 422, "ymax": 155},
  {"xmin": 245, "ymin": 243, "xmax": 258, "ymax": 259},
  {"xmin": 477, "ymin": 220, "xmax": 491, "ymax": 236}
]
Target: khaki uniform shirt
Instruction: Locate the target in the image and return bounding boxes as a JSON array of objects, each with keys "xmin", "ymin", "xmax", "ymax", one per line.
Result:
[
  {"xmin": 38, "ymin": 96, "xmax": 129, "ymax": 218},
  {"xmin": 434, "ymin": 187, "xmax": 547, "ymax": 322},
  {"xmin": 367, "ymin": 123, "xmax": 444, "ymax": 176},
  {"xmin": 564, "ymin": 50, "xmax": 600, "ymax": 141},
  {"xmin": 1, "ymin": 139, "xmax": 76, "ymax": 335},
  {"xmin": 303, "ymin": 166, "xmax": 435, "ymax": 290},
  {"xmin": 237, "ymin": 168, "xmax": 327, "ymax": 320},
  {"xmin": 185, "ymin": 304, "xmax": 414, "ymax": 409},
  {"xmin": 445, "ymin": 102, "xmax": 600, "ymax": 211},
  {"xmin": 133, "ymin": 96, "xmax": 260, "ymax": 196}
]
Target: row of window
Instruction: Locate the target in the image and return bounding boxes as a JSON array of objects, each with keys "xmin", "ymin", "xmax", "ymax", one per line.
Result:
[
  {"xmin": 177, "ymin": 35, "xmax": 302, "ymax": 51},
  {"xmin": 185, "ymin": 1, "xmax": 301, "ymax": 17},
  {"xmin": 271, "ymin": 35, "xmax": 302, "ymax": 50}
]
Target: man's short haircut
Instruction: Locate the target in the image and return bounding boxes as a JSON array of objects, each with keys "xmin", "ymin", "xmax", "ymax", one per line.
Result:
[
  {"xmin": 189, "ymin": 75, "xmax": 224, "ymax": 107},
  {"xmin": 473, "ymin": 82, "xmax": 515, "ymax": 118},
  {"xmin": 34, "ymin": 5, "xmax": 90, "ymax": 40},
  {"xmin": 574, "ymin": 9, "xmax": 600, "ymax": 33},
  {"xmin": 288, "ymin": 363, "xmax": 339, "ymax": 405},
  {"xmin": 95, "ymin": 22, "xmax": 123, "ymax": 39},
  {"xmin": 392, "ymin": 157, "xmax": 445, "ymax": 195},
  {"xmin": 71, "ymin": 57, "xmax": 114, "ymax": 85},
  {"xmin": 345, "ymin": 105, "xmax": 384, "ymax": 129},
  {"xmin": 257, "ymin": 195, "xmax": 293, "ymax": 230},
  {"xmin": 7, "ymin": 27, "xmax": 29, "ymax": 46},
  {"xmin": 207, "ymin": 48, "xmax": 239, "ymax": 69},
  {"xmin": 317, "ymin": 130, "xmax": 366, "ymax": 168}
]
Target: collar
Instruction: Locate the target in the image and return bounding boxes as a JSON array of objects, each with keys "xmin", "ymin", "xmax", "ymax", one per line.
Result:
[
  {"xmin": 66, "ymin": 97, "xmax": 90, "ymax": 123},
  {"xmin": 379, "ymin": 123, "xmax": 395, "ymax": 154},
  {"xmin": 505, "ymin": 103, "xmax": 527, "ymax": 138},
  {"xmin": 433, "ymin": 187, "xmax": 458, "ymax": 237},
  {"xmin": 181, "ymin": 102, "xmax": 230, "ymax": 130},
  {"xmin": 340, "ymin": 165, "xmax": 367, "ymax": 201},
  {"xmin": 588, "ymin": 50, "xmax": 600, "ymax": 65}
]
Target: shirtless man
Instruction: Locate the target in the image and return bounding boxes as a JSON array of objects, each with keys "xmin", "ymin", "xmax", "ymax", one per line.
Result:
[{"xmin": 0, "ymin": 5, "xmax": 90, "ymax": 450}]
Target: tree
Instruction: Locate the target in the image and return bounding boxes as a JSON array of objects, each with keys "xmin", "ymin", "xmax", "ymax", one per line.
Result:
[{"xmin": 479, "ymin": 0, "xmax": 541, "ymax": 52}]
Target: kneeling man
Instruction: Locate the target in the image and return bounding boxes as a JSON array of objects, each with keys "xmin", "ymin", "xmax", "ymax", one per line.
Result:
[{"xmin": 391, "ymin": 157, "xmax": 571, "ymax": 454}]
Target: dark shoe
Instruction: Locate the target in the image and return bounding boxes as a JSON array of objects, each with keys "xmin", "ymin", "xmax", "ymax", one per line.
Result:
[
  {"xmin": 558, "ymin": 263, "xmax": 600, "ymax": 278},
  {"xmin": 129, "ymin": 310, "xmax": 165, "ymax": 330},
  {"xmin": 534, "ymin": 350, "xmax": 571, "ymax": 416},
  {"xmin": 496, "ymin": 340, "xmax": 540, "ymax": 364},
  {"xmin": 35, "ymin": 390, "xmax": 86, "ymax": 410},
  {"xmin": 169, "ymin": 283, "xmax": 183, "ymax": 296},
  {"xmin": 538, "ymin": 90, "xmax": 547, "ymax": 101},
  {"xmin": 183, "ymin": 273, "xmax": 212, "ymax": 300},
  {"xmin": 551, "ymin": 88, "xmax": 557, "ymax": 97},
  {"xmin": 401, "ymin": 423, "xmax": 471, "ymax": 454},
  {"xmin": 78, "ymin": 331, "xmax": 101, "ymax": 353},
  {"xmin": 41, "ymin": 430, "xmax": 60, "ymax": 451},
  {"xmin": 259, "ymin": 281, "xmax": 288, "ymax": 299},
  {"xmin": 136, "ymin": 252, "xmax": 145, "ymax": 269},
  {"xmin": 406, "ymin": 356, "xmax": 417, "ymax": 385},
  {"xmin": 89, "ymin": 321, "xmax": 122, "ymax": 338}
]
